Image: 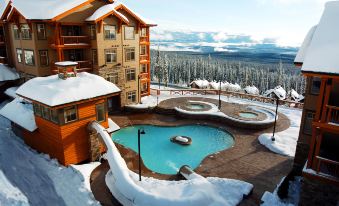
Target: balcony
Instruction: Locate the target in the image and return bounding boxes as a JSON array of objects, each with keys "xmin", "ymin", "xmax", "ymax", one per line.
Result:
[
  {"xmin": 315, "ymin": 156, "xmax": 339, "ymax": 179},
  {"xmin": 138, "ymin": 72, "xmax": 149, "ymax": 81},
  {"xmin": 140, "ymin": 36, "xmax": 150, "ymax": 44},
  {"xmin": 140, "ymin": 55, "xmax": 150, "ymax": 64},
  {"xmin": 49, "ymin": 36, "xmax": 91, "ymax": 49},
  {"xmin": 51, "ymin": 60, "xmax": 93, "ymax": 74}
]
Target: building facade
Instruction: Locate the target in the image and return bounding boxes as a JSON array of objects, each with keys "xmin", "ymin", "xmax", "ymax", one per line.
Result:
[{"xmin": 0, "ymin": 0, "xmax": 155, "ymax": 106}]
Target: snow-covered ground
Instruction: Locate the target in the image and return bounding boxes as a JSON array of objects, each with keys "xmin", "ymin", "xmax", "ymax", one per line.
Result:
[
  {"xmin": 261, "ymin": 176, "xmax": 301, "ymax": 206},
  {"xmin": 0, "ymin": 102, "xmax": 100, "ymax": 206}
]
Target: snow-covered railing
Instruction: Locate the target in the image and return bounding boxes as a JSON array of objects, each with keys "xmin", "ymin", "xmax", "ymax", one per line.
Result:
[{"xmin": 151, "ymin": 88, "xmax": 304, "ymax": 109}]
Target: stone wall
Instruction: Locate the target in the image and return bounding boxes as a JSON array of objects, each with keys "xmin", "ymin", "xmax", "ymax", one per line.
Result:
[
  {"xmin": 88, "ymin": 131, "xmax": 101, "ymax": 162},
  {"xmin": 299, "ymin": 176, "xmax": 339, "ymax": 206}
]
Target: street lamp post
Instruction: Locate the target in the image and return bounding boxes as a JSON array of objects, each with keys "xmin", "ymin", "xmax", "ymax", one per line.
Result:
[
  {"xmin": 138, "ymin": 128, "xmax": 146, "ymax": 181},
  {"xmin": 271, "ymin": 97, "xmax": 279, "ymax": 141},
  {"xmin": 218, "ymin": 80, "xmax": 222, "ymax": 110}
]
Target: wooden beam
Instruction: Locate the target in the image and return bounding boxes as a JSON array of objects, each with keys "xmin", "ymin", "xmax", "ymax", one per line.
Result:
[
  {"xmin": 320, "ymin": 79, "xmax": 333, "ymax": 123},
  {"xmin": 52, "ymin": 0, "xmax": 96, "ymax": 21}
]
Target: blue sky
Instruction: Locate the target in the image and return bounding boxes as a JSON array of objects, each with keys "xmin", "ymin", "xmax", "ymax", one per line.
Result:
[{"xmin": 120, "ymin": 0, "xmax": 329, "ymax": 47}]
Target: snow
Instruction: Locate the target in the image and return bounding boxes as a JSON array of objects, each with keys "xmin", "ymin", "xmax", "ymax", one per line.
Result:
[
  {"xmin": 264, "ymin": 86, "xmax": 287, "ymax": 100},
  {"xmin": 16, "ymin": 72, "xmax": 121, "ymax": 107},
  {"xmin": 190, "ymin": 79, "xmax": 210, "ymax": 89},
  {"xmin": 106, "ymin": 118, "xmax": 120, "ymax": 133},
  {"xmin": 226, "ymin": 82, "xmax": 241, "ymax": 92},
  {"xmin": 244, "ymin": 85, "xmax": 260, "ymax": 95},
  {"xmin": 54, "ymin": 61, "xmax": 78, "ymax": 66},
  {"xmin": 86, "ymin": 3, "xmax": 129, "ymax": 23},
  {"xmin": 294, "ymin": 26, "xmax": 317, "ymax": 64},
  {"xmin": 9, "ymin": 0, "xmax": 88, "ymax": 20},
  {"xmin": 71, "ymin": 162, "xmax": 101, "ymax": 191},
  {"xmin": 261, "ymin": 176, "xmax": 301, "ymax": 206},
  {"xmin": 301, "ymin": 2, "xmax": 339, "ymax": 75},
  {"xmin": 89, "ymin": 121, "xmax": 253, "ymax": 206},
  {"xmin": 4, "ymin": 86, "xmax": 18, "ymax": 99},
  {"xmin": 0, "ymin": 97, "xmax": 37, "ymax": 132},
  {"xmin": 0, "ymin": 63, "xmax": 20, "ymax": 82},
  {"xmin": 174, "ymin": 136, "xmax": 189, "ymax": 143},
  {"xmin": 0, "ymin": 102, "xmax": 100, "ymax": 206},
  {"xmin": 0, "ymin": 170, "xmax": 29, "ymax": 206}
]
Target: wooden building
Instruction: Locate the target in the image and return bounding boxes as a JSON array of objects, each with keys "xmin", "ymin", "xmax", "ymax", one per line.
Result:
[
  {"xmin": 0, "ymin": 0, "xmax": 156, "ymax": 106},
  {"xmin": 1, "ymin": 62, "xmax": 121, "ymax": 165},
  {"xmin": 293, "ymin": 2, "xmax": 339, "ymax": 205}
]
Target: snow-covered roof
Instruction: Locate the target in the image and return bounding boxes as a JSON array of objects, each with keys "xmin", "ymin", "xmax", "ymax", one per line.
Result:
[
  {"xmin": 6, "ymin": 0, "xmax": 89, "ymax": 20},
  {"xmin": 0, "ymin": 98, "xmax": 37, "ymax": 132},
  {"xmin": 0, "ymin": 64, "xmax": 20, "ymax": 82},
  {"xmin": 86, "ymin": 3, "xmax": 129, "ymax": 24},
  {"xmin": 114, "ymin": 2, "xmax": 156, "ymax": 26},
  {"xmin": 301, "ymin": 2, "xmax": 339, "ymax": 75},
  {"xmin": 294, "ymin": 26, "xmax": 317, "ymax": 64},
  {"xmin": 190, "ymin": 80, "xmax": 209, "ymax": 88},
  {"xmin": 264, "ymin": 86, "xmax": 286, "ymax": 100},
  {"xmin": 244, "ymin": 86, "xmax": 259, "ymax": 95},
  {"xmin": 16, "ymin": 72, "xmax": 121, "ymax": 107}
]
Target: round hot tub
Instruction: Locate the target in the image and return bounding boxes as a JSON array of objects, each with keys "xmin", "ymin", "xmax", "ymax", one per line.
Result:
[
  {"xmin": 238, "ymin": 112, "xmax": 259, "ymax": 119},
  {"xmin": 186, "ymin": 103, "xmax": 207, "ymax": 110}
]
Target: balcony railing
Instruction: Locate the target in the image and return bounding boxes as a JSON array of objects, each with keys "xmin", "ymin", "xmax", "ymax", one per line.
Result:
[
  {"xmin": 49, "ymin": 36, "xmax": 90, "ymax": 46},
  {"xmin": 138, "ymin": 73, "xmax": 149, "ymax": 80},
  {"xmin": 325, "ymin": 105, "xmax": 339, "ymax": 125},
  {"xmin": 51, "ymin": 60, "xmax": 93, "ymax": 74},
  {"xmin": 140, "ymin": 36, "xmax": 149, "ymax": 43},
  {"xmin": 140, "ymin": 55, "xmax": 149, "ymax": 62},
  {"xmin": 316, "ymin": 156, "xmax": 339, "ymax": 179}
]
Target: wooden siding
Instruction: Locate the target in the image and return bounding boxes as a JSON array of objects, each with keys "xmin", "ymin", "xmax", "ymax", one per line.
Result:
[{"xmin": 24, "ymin": 98, "xmax": 110, "ymax": 166}]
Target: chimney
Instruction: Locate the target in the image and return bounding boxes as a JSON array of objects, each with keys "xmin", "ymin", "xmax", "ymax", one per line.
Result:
[{"xmin": 54, "ymin": 61, "xmax": 79, "ymax": 80}]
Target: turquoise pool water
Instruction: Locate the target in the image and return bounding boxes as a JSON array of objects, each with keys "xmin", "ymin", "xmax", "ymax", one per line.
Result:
[
  {"xmin": 112, "ymin": 125, "xmax": 234, "ymax": 175},
  {"xmin": 238, "ymin": 112, "xmax": 258, "ymax": 119}
]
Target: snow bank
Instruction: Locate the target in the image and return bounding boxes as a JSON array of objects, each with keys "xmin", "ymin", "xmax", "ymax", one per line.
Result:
[
  {"xmin": 0, "ymin": 97, "xmax": 37, "ymax": 132},
  {"xmin": 4, "ymin": 86, "xmax": 18, "ymax": 99},
  {"xmin": 16, "ymin": 72, "xmax": 121, "ymax": 107},
  {"xmin": 71, "ymin": 162, "xmax": 101, "ymax": 192},
  {"xmin": 0, "ymin": 64, "xmax": 19, "ymax": 82},
  {"xmin": 90, "ymin": 122, "xmax": 253, "ymax": 206},
  {"xmin": 0, "ymin": 106, "xmax": 100, "ymax": 206},
  {"xmin": 0, "ymin": 170, "xmax": 29, "ymax": 206},
  {"xmin": 261, "ymin": 176, "xmax": 301, "ymax": 206},
  {"xmin": 244, "ymin": 86, "xmax": 259, "ymax": 95},
  {"xmin": 190, "ymin": 79, "xmax": 210, "ymax": 89},
  {"xmin": 264, "ymin": 86, "xmax": 287, "ymax": 100}
]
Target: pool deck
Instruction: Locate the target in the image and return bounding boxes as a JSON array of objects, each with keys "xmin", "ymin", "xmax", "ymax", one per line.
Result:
[{"xmin": 90, "ymin": 97, "xmax": 294, "ymax": 206}]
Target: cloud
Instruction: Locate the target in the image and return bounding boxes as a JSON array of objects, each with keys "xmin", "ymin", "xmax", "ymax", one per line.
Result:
[
  {"xmin": 151, "ymin": 32, "xmax": 174, "ymax": 41},
  {"xmin": 198, "ymin": 33, "xmax": 206, "ymax": 39},
  {"xmin": 212, "ymin": 32, "xmax": 229, "ymax": 42}
]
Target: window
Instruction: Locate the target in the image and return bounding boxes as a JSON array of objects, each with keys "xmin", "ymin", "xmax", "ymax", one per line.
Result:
[
  {"xmin": 96, "ymin": 103, "xmax": 106, "ymax": 122},
  {"xmin": 33, "ymin": 103, "xmax": 41, "ymax": 116},
  {"xmin": 127, "ymin": 91, "xmax": 136, "ymax": 103},
  {"xmin": 310, "ymin": 77, "xmax": 321, "ymax": 95},
  {"xmin": 141, "ymin": 64, "xmax": 147, "ymax": 73},
  {"xmin": 107, "ymin": 72, "xmax": 119, "ymax": 84},
  {"xmin": 21, "ymin": 24, "xmax": 32, "ymax": 40},
  {"xmin": 13, "ymin": 25, "xmax": 20, "ymax": 39},
  {"xmin": 41, "ymin": 106, "xmax": 50, "ymax": 120},
  {"xmin": 140, "ymin": 28, "xmax": 147, "ymax": 37},
  {"xmin": 50, "ymin": 109, "xmax": 59, "ymax": 124},
  {"xmin": 16, "ymin": 49, "xmax": 23, "ymax": 63},
  {"xmin": 104, "ymin": 25, "xmax": 116, "ymax": 40},
  {"xmin": 125, "ymin": 48, "xmax": 135, "ymax": 62},
  {"xmin": 303, "ymin": 111, "xmax": 315, "ymax": 135},
  {"xmin": 105, "ymin": 49, "xmax": 117, "ymax": 63},
  {"xmin": 124, "ymin": 26, "xmax": 135, "ymax": 40},
  {"xmin": 64, "ymin": 106, "xmax": 77, "ymax": 123},
  {"xmin": 92, "ymin": 49, "xmax": 98, "ymax": 65},
  {"xmin": 89, "ymin": 25, "xmax": 96, "ymax": 40},
  {"xmin": 36, "ymin": 24, "xmax": 46, "ymax": 40},
  {"xmin": 24, "ymin": 50, "xmax": 35, "ymax": 66},
  {"xmin": 140, "ymin": 45, "xmax": 147, "ymax": 56},
  {"xmin": 126, "ymin": 68, "xmax": 136, "ymax": 81},
  {"xmin": 39, "ymin": 50, "xmax": 49, "ymax": 66}
]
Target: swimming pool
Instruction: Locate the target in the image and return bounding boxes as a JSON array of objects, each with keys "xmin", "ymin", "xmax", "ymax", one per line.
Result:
[{"xmin": 112, "ymin": 125, "xmax": 234, "ymax": 175}]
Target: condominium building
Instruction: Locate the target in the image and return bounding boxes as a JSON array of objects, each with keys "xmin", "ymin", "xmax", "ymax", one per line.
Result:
[{"xmin": 0, "ymin": 0, "xmax": 156, "ymax": 106}]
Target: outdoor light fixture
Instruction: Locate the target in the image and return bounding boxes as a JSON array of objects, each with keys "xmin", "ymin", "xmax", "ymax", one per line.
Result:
[
  {"xmin": 271, "ymin": 97, "xmax": 279, "ymax": 142},
  {"xmin": 138, "ymin": 128, "xmax": 146, "ymax": 181}
]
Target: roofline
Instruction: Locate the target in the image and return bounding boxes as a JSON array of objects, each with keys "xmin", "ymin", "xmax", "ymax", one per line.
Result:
[
  {"xmin": 17, "ymin": 91, "xmax": 121, "ymax": 109},
  {"xmin": 0, "ymin": 1, "xmax": 12, "ymax": 20},
  {"xmin": 115, "ymin": 4, "xmax": 157, "ymax": 27},
  {"xmin": 86, "ymin": 9, "xmax": 129, "ymax": 25},
  {"xmin": 51, "ymin": 0, "xmax": 96, "ymax": 21},
  {"xmin": 302, "ymin": 71, "xmax": 339, "ymax": 79}
]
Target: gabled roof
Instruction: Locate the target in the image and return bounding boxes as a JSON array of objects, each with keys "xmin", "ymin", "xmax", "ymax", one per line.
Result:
[
  {"xmin": 299, "ymin": 1, "xmax": 339, "ymax": 76},
  {"xmin": 294, "ymin": 25, "xmax": 317, "ymax": 65},
  {"xmin": 114, "ymin": 2, "xmax": 157, "ymax": 26},
  {"xmin": 16, "ymin": 72, "xmax": 121, "ymax": 107},
  {"xmin": 2, "ymin": 0, "xmax": 94, "ymax": 20},
  {"xmin": 86, "ymin": 3, "xmax": 129, "ymax": 24}
]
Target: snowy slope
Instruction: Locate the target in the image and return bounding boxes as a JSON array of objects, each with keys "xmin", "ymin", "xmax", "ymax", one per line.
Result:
[{"xmin": 0, "ymin": 102, "xmax": 100, "ymax": 206}]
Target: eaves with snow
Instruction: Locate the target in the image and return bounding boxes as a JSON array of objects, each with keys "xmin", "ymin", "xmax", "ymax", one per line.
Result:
[{"xmin": 296, "ymin": 1, "xmax": 339, "ymax": 76}]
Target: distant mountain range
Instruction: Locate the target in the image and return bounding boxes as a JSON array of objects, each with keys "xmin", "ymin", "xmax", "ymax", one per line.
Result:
[{"xmin": 150, "ymin": 30, "xmax": 299, "ymax": 64}]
